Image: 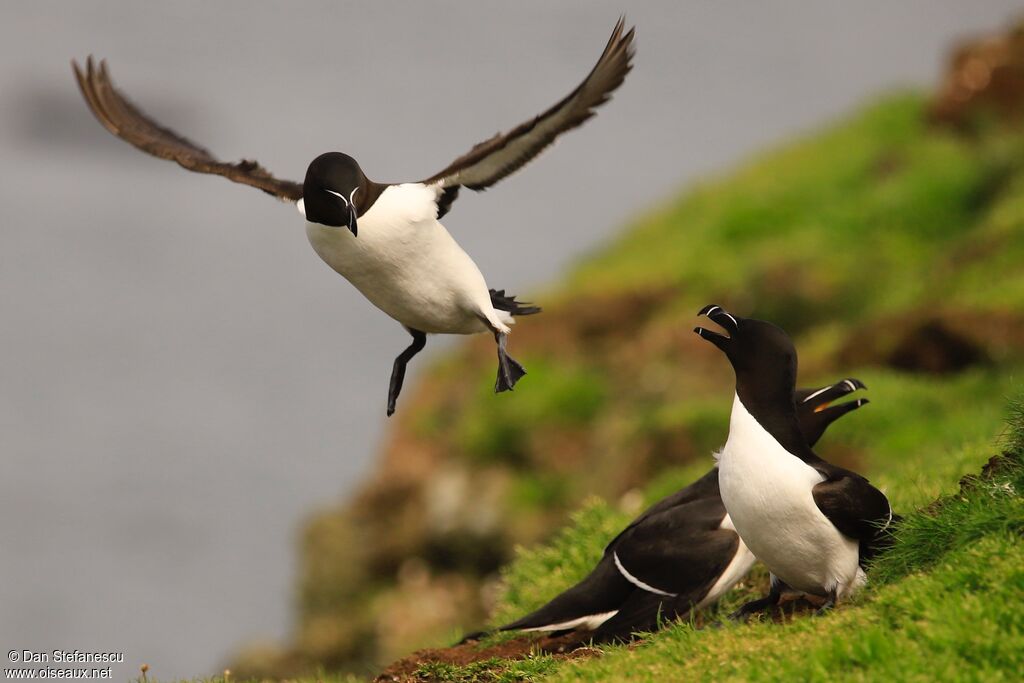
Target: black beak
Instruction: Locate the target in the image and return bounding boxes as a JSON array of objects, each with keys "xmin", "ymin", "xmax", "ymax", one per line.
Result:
[
  {"xmin": 322, "ymin": 187, "xmax": 360, "ymax": 236},
  {"xmin": 798, "ymin": 377, "xmax": 867, "ymax": 412},
  {"xmin": 795, "ymin": 378, "xmax": 868, "ymax": 446},
  {"xmin": 817, "ymin": 396, "xmax": 870, "ymax": 420},
  {"xmin": 694, "ymin": 304, "xmax": 739, "ymax": 352},
  {"xmin": 809, "ymin": 396, "xmax": 869, "ymax": 441}
]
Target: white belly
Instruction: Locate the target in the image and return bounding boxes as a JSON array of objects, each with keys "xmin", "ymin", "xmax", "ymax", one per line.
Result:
[
  {"xmin": 304, "ymin": 184, "xmax": 497, "ymax": 335},
  {"xmin": 718, "ymin": 394, "xmax": 861, "ymax": 598}
]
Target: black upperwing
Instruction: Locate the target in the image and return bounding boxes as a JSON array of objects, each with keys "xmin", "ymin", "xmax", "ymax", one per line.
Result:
[
  {"xmin": 610, "ymin": 496, "xmax": 736, "ymax": 599},
  {"xmin": 590, "ymin": 496, "xmax": 739, "ymax": 643},
  {"xmin": 420, "ymin": 18, "xmax": 635, "ymax": 219},
  {"xmin": 72, "ymin": 57, "xmax": 303, "ymax": 202},
  {"xmin": 810, "ymin": 462, "xmax": 895, "ymax": 566}
]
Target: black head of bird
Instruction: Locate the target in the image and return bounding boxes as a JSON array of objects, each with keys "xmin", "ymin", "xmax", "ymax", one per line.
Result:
[
  {"xmin": 302, "ymin": 152, "xmax": 366, "ymax": 235},
  {"xmin": 795, "ymin": 378, "xmax": 869, "ymax": 447},
  {"xmin": 694, "ymin": 304, "xmax": 798, "ymax": 405}
]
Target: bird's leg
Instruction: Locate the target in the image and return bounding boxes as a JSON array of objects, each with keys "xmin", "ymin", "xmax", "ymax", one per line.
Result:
[
  {"xmin": 728, "ymin": 595, "xmax": 778, "ymax": 623},
  {"xmin": 493, "ymin": 329, "xmax": 526, "ymax": 393},
  {"xmin": 728, "ymin": 577, "xmax": 784, "ymax": 622},
  {"xmin": 387, "ymin": 328, "xmax": 426, "ymax": 416},
  {"xmin": 814, "ymin": 588, "xmax": 838, "ymax": 616}
]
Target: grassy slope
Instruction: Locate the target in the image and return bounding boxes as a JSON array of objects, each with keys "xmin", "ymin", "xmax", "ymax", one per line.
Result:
[
  {"xmin": 468, "ymin": 418, "xmax": 1023, "ymax": 683},
  {"xmin": 232, "ymin": 90, "xmax": 1024, "ymax": 679},
  {"xmin": 402, "ymin": 94, "xmax": 1024, "ymax": 680}
]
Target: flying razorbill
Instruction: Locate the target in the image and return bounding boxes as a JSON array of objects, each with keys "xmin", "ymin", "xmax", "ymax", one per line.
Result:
[
  {"xmin": 460, "ymin": 378, "xmax": 868, "ymax": 643},
  {"xmin": 71, "ymin": 19, "xmax": 635, "ymax": 415},
  {"xmin": 694, "ymin": 304, "xmax": 896, "ymax": 618}
]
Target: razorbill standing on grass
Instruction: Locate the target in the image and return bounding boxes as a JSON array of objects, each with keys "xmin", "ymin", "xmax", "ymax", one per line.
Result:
[
  {"xmin": 459, "ymin": 377, "xmax": 868, "ymax": 644},
  {"xmin": 694, "ymin": 304, "xmax": 895, "ymax": 618},
  {"xmin": 71, "ymin": 19, "xmax": 635, "ymax": 415}
]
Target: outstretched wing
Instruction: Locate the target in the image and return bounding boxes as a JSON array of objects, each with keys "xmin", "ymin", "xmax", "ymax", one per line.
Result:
[
  {"xmin": 72, "ymin": 56, "xmax": 303, "ymax": 202},
  {"xmin": 812, "ymin": 470, "xmax": 893, "ymax": 545},
  {"xmin": 420, "ymin": 17, "xmax": 635, "ymax": 205}
]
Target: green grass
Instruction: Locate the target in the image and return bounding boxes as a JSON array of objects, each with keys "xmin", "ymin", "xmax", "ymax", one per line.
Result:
[
  {"xmin": 543, "ymin": 534, "xmax": 1023, "ymax": 682},
  {"xmin": 414, "ymin": 656, "xmax": 559, "ymax": 683}
]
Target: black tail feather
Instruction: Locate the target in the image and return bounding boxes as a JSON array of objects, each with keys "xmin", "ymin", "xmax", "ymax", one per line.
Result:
[{"xmin": 490, "ymin": 288, "xmax": 542, "ymax": 316}]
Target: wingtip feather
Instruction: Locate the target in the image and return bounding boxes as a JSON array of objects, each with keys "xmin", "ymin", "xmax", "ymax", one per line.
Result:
[{"xmin": 69, "ymin": 53, "xmax": 303, "ymax": 201}]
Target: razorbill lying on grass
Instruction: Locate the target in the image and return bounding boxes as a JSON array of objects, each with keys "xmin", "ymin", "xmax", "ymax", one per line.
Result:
[
  {"xmin": 694, "ymin": 304, "xmax": 895, "ymax": 618},
  {"xmin": 460, "ymin": 377, "xmax": 868, "ymax": 643},
  {"xmin": 71, "ymin": 19, "xmax": 635, "ymax": 415}
]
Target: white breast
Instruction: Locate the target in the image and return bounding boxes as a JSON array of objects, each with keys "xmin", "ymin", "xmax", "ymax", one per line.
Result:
[
  {"xmin": 717, "ymin": 394, "xmax": 861, "ymax": 598},
  {"xmin": 303, "ymin": 184, "xmax": 496, "ymax": 334}
]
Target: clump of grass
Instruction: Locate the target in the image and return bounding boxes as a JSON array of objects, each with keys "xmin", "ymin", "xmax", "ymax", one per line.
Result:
[
  {"xmin": 1004, "ymin": 392, "xmax": 1024, "ymax": 453},
  {"xmin": 870, "ymin": 394, "xmax": 1024, "ymax": 584},
  {"xmin": 870, "ymin": 455, "xmax": 1022, "ymax": 584},
  {"xmin": 414, "ymin": 655, "xmax": 558, "ymax": 683}
]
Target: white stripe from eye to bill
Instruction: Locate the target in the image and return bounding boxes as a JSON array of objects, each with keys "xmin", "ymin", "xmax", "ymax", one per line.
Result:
[
  {"xmin": 802, "ymin": 386, "xmax": 831, "ymax": 404},
  {"xmin": 324, "ymin": 188, "xmax": 348, "ymax": 205},
  {"xmin": 704, "ymin": 305, "xmax": 738, "ymax": 328}
]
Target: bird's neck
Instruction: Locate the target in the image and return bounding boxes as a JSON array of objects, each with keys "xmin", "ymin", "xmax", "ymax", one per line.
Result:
[
  {"xmin": 733, "ymin": 385, "xmax": 811, "ymax": 460},
  {"xmin": 356, "ymin": 179, "xmax": 388, "ymax": 218}
]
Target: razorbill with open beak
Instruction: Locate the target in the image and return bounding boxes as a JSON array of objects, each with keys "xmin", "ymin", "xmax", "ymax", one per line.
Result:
[
  {"xmin": 459, "ymin": 377, "xmax": 868, "ymax": 644},
  {"xmin": 694, "ymin": 304, "xmax": 895, "ymax": 618},
  {"xmin": 71, "ymin": 19, "xmax": 635, "ymax": 415}
]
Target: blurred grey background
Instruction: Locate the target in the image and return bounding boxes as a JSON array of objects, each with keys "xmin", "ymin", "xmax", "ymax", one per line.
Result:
[{"xmin": 0, "ymin": 0, "xmax": 1020, "ymax": 679}]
